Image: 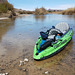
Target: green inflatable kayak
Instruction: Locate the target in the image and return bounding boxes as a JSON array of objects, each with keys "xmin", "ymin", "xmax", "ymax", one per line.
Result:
[{"xmin": 33, "ymin": 22, "xmax": 73, "ymax": 60}]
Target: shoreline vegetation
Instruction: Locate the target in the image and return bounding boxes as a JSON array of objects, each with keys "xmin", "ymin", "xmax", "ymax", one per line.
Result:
[
  {"xmin": 62, "ymin": 8, "xmax": 75, "ymax": 15},
  {"xmin": 0, "ymin": 2, "xmax": 75, "ymax": 19}
]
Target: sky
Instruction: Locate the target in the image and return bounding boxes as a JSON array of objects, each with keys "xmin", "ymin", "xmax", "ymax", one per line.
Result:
[{"xmin": 8, "ymin": 0, "xmax": 75, "ymax": 10}]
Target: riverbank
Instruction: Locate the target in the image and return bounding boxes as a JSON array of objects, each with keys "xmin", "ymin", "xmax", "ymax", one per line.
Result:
[
  {"xmin": 49, "ymin": 8, "xmax": 75, "ymax": 15},
  {"xmin": 0, "ymin": 14, "xmax": 31, "ymax": 20},
  {"xmin": 0, "ymin": 6, "xmax": 75, "ymax": 19}
]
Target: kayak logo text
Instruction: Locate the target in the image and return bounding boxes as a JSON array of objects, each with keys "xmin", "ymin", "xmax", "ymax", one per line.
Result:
[{"xmin": 53, "ymin": 40, "xmax": 67, "ymax": 49}]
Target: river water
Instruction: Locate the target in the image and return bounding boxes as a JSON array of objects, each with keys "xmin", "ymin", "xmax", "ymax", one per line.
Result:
[{"xmin": 0, "ymin": 14, "xmax": 75, "ymax": 75}]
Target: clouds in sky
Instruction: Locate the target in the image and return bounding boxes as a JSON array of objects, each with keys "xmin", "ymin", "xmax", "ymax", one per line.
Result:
[
  {"xmin": 8, "ymin": 0, "xmax": 75, "ymax": 10},
  {"xmin": 50, "ymin": 4, "xmax": 75, "ymax": 10}
]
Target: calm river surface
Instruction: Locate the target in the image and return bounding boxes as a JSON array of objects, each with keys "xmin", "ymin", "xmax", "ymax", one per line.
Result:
[{"xmin": 0, "ymin": 14, "xmax": 75, "ymax": 75}]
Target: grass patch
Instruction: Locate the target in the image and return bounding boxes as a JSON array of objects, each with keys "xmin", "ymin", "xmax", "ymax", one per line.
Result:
[{"xmin": 62, "ymin": 8, "xmax": 75, "ymax": 15}]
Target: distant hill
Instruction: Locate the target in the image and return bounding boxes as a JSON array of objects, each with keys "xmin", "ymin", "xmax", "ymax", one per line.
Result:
[
  {"xmin": 48, "ymin": 9, "xmax": 63, "ymax": 12},
  {"xmin": 47, "ymin": 8, "xmax": 75, "ymax": 15}
]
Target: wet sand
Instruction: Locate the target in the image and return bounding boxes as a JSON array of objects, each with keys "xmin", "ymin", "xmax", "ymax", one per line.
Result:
[
  {"xmin": 0, "ymin": 40, "xmax": 75, "ymax": 75},
  {"xmin": 0, "ymin": 15, "xmax": 75, "ymax": 75}
]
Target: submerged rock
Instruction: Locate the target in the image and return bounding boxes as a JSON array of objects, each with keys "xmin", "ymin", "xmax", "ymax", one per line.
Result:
[
  {"xmin": 19, "ymin": 58, "xmax": 29, "ymax": 66},
  {"xmin": 22, "ymin": 69, "xmax": 27, "ymax": 72},
  {"xmin": 45, "ymin": 71, "xmax": 49, "ymax": 74},
  {"xmin": 5, "ymin": 73, "xmax": 8, "ymax": 75},
  {"xmin": 0, "ymin": 73, "xmax": 8, "ymax": 75},
  {"xmin": 19, "ymin": 61, "xmax": 24, "ymax": 66},
  {"xmin": 24, "ymin": 58, "xmax": 29, "ymax": 62}
]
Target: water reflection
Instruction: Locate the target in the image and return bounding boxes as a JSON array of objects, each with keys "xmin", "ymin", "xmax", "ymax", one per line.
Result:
[
  {"xmin": 0, "ymin": 19, "xmax": 15, "ymax": 42},
  {"xmin": 67, "ymin": 15, "xmax": 75, "ymax": 19},
  {"xmin": 61, "ymin": 15, "xmax": 75, "ymax": 21},
  {"xmin": 34, "ymin": 15, "xmax": 46, "ymax": 21}
]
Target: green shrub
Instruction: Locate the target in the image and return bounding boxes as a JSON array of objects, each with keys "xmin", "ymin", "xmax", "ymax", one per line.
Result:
[
  {"xmin": 35, "ymin": 7, "xmax": 48, "ymax": 15},
  {"xmin": 18, "ymin": 11, "xmax": 26, "ymax": 14},
  {"xmin": 62, "ymin": 8, "xmax": 75, "ymax": 15},
  {"xmin": 0, "ymin": 2, "xmax": 13, "ymax": 13},
  {"xmin": 26, "ymin": 11, "xmax": 34, "ymax": 14}
]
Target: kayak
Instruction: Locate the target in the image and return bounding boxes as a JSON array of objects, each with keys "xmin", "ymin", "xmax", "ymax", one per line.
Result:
[{"xmin": 33, "ymin": 22, "xmax": 73, "ymax": 60}]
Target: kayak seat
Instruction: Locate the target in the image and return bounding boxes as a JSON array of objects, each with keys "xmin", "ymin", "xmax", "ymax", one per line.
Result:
[{"xmin": 55, "ymin": 22, "xmax": 69, "ymax": 34}]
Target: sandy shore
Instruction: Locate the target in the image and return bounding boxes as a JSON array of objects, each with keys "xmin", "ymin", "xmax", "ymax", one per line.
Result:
[
  {"xmin": 18, "ymin": 14, "xmax": 31, "ymax": 16},
  {"xmin": 0, "ymin": 17, "xmax": 9, "ymax": 20},
  {"xmin": 0, "ymin": 41, "xmax": 74, "ymax": 75}
]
